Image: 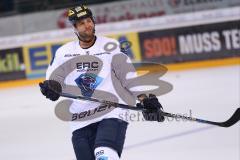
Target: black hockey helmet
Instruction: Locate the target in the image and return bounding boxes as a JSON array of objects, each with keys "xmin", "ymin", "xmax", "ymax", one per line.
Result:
[{"xmin": 68, "ymin": 5, "xmax": 94, "ymax": 25}]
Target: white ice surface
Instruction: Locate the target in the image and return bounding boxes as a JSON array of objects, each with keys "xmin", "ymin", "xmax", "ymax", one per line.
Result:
[{"xmin": 0, "ymin": 65, "xmax": 239, "ymax": 160}]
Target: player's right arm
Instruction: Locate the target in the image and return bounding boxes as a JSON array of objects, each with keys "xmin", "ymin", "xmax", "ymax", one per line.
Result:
[
  {"xmin": 46, "ymin": 48, "xmax": 62, "ymax": 80},
  {"xmin": 39, "ymin": 48, "xmax": 63, "ymax": 101}
]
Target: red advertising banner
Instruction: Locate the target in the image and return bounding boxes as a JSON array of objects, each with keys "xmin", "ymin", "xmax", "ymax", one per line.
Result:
[{"xmin": 139, "ymin": 20, "xmax": 240, "ymax": 63}]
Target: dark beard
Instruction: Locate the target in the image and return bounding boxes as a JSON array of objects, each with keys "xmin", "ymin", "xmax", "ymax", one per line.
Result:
[{"xmin": 78, "ymin": 28, "xmax": 95, "ymax": 43}]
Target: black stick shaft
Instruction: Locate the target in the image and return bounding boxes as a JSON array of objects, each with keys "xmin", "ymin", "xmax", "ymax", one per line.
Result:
[{"xmin": 61, "ymin": 92, "xmax": 143, "ymax": 111}]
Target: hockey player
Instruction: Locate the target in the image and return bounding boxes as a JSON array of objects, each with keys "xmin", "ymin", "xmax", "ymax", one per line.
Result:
[{"xmin": 39, "ymin": 5, "xmax": 164, "ymax": 160}]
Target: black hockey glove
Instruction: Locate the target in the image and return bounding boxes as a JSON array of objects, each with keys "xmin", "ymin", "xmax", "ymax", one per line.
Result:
[
  {"xmin": 39, "ymin": 80, "xmax": 62, "ymax": 101},
  {"xmin": 137, "ymin": 94, "xmax": 165, "ymax": 122}
]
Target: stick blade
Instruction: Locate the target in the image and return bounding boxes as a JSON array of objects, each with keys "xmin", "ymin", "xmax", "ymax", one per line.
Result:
[{"xmin": 220, "ymin": 108, "xmax": 240, "ymax": 127}]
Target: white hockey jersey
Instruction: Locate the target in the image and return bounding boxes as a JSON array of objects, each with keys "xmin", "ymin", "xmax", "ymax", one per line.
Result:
[{"xmin": 46, "ymin": 36, "xmax": 137, "ymax": 132}]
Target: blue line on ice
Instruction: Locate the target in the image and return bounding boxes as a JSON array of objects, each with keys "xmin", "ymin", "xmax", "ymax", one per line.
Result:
[{"xmin": 124, "ymin": 126, "xmax": 215, "ymax": 150}]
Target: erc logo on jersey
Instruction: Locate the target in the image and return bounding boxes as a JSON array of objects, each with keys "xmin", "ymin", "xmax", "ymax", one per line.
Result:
[
  {"xmin": 76, "ymin": 61, "xmax": 99, "ymax": 72},
  {"xmin": 75, "ymin": 73, "xmax": 103, "ymax": 97}
]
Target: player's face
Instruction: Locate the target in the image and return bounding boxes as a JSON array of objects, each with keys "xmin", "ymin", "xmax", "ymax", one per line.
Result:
[{"xmin": 75, "ymin": 17, "xmax": 95, "ymax": 43}]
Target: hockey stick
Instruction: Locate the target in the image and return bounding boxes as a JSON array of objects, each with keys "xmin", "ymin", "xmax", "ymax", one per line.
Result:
[
  {"xmin": 162, "ymin": 109, "xmax": 240, "ymax": 128},
  {"xmin": 60, "ymin": 92, "xmax": 240, "ymax": 128}
]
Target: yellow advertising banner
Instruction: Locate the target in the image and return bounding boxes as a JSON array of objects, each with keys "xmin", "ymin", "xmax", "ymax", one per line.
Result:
[
  {"xmin": 108, "ymin": 32, "xmax": 142, "ymax": 62},
  {"xmin": 23, "ymin": 42, "xmax": 63, "ymax": 78}
]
